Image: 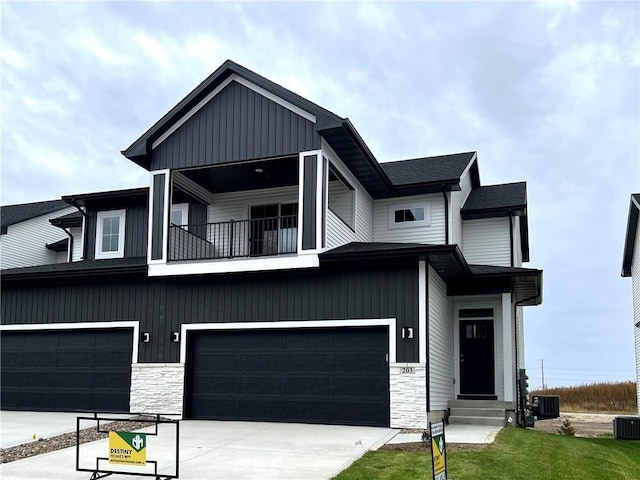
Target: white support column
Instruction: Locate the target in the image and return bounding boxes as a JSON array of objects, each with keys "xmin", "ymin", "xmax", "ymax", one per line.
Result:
[{"xmin": 502, "ymin": 292, "xmax": 515, "ymax": 402}]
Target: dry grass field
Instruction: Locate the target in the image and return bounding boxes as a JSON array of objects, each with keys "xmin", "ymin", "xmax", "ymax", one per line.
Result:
[{"xmin": 531, "ymin": 380, "xmax": 637, "ymax": 413}]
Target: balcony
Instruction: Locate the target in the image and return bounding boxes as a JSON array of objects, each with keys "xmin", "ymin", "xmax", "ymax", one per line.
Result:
[{"xmin": 169, "ymin": 215, "xmax": 298, "ymax": 261}]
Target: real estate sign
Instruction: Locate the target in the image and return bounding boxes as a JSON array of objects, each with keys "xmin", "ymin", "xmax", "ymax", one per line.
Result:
[
  {"xmin": 108, "ymin": 431, "xmax": 147, "ymax": 466},
  {"xmin": 429, "ymin": 421, "xmax": 447, "ymax": 480}
]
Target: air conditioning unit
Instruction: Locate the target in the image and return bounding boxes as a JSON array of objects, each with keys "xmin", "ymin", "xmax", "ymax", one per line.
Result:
[
  {"xmin": 613, "ymin": 417, "xmax": 640, "ymax": 440},
  {"xmin": 531, "ymin": 395, "xmax": 560, "ymax": 419}
]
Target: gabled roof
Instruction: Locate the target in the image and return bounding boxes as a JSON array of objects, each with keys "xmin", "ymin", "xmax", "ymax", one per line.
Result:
[
  {"xmin": 382, "ymin": 152, "xmax": 479, "ymax": 189},
  {"xmin": 122, "ymin": 60, "xmax": 343, "ymax": 167},
  {"xmin": 1, "ymin": 199, "xmax": 69, "ymax": 234},
  {"xmin": 622, "ymin": 194, "xmax": 640, "ymax": 277},
  {"xmin": 121, "ymin": 60, "xmax": 476, "ymax": 199}
]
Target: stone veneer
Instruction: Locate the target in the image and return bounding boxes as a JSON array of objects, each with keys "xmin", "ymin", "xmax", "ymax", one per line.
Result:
[
  {"xmin": 389, "ymin": 363, "xmax": 427, "ymax": 428},
  {"xmin": 130, "ymin": 363, "xmax": 185, "ymax": 415}
]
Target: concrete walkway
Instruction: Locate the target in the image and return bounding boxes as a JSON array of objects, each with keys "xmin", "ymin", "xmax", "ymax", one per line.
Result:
[
  {"xmin": 1, "ymin": 414, "xmax": 396, "ymax": 480},
  {"xmin": 386, "ymin": 424, "xmax": 502, "ymax": 444}
]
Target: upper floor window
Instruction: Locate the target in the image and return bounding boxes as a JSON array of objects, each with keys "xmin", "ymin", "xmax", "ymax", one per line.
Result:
[
  {"xmin": 95, "ymin": 210, "xmax": 126, "ymax": 259},
  {"xmin": 170, "ymin": 203, "xmax": 189, "ymax": 227},
  {"xmin": 388, "ymin": 203, "xmax": 430, "ymax": 229}
]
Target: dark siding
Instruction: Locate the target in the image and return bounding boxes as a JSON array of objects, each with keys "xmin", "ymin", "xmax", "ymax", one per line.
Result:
[
  {"xmin": 2, "ymin": 263, "xmax": 419, "ymax": 363},
  {"xmin": 302, "ymin": 155, "xmax": 317, "ymax": 250},
  {"xmin": 152, "ymin": 82, "xmax": 320, "ymax": 170},
  {"xmin": 151, "ymin": 174, "xmax": 166, "ymax": 260},
  {"xmin": 85, "ymin": 196, "xmax": 148, "ymax": 260},
  {"xmin": 188, "ymin": 199, "xmax": 208, "ymax": 240}
]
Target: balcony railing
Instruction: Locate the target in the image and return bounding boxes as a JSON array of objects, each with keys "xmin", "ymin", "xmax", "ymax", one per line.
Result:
[{"xmin": 168, "ymin": 215, "xmax": 298, "ymax": 261}]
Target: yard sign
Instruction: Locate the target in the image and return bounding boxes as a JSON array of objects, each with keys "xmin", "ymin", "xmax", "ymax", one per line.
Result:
[
  {"xmin": 429, "ymin": 421, "xmax": 447, "ymax": 480},
  {"xmin": 108, "ymin": 431, "xmax": 147, "ymax": 466}
]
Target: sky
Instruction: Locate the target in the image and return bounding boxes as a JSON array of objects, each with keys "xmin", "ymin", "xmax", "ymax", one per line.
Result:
[{"xmin": 2, "ymin": 1, "xmax": 639, "ymax": 389}]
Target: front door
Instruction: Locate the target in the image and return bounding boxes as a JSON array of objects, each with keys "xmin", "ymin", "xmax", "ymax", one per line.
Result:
[{"xmin": 459, "ymin": 313, "xmax": 495, "ymax": 397}]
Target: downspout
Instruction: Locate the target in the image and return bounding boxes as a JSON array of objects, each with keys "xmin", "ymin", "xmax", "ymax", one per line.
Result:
[
  {"xmin": 68, "ymin": 200, "xmax": 87, "ymax": 260},
  {"xmin": 509, "ymin": 212, "xmax": 514, "ymax": 267},
  {"xmin": 61, "ymin": 227, "xmax": 73, "ymax": 263},
  {"xmin": 442, "ymin": 187, "xmax": 449, "ymax": 245},
  {"xmin": 425, "ymin": 263, "xmax": 431, "ymax": 420},
  {"xmin": 514, "ymin": 293, "xmax": 539, "ymax": 426}
]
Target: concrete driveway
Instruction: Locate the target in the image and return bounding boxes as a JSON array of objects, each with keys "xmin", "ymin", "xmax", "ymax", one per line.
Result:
[{"xmin": 1, "ymin": 413, "xmax": 396, "ymax": 480}]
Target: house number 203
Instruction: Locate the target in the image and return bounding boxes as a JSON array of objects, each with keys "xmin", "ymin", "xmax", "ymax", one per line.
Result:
[{"xmin": 401, "ymin": 367, "xmax": 415, "ymax": 374}]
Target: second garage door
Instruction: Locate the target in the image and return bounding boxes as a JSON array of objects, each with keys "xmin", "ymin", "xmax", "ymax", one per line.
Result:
[{"xmin": 185, "ymin": 326, "xmax": 390, "ymax": 427}]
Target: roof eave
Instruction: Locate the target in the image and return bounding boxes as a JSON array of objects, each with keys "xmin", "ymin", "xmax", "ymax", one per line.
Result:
[{"xmin": 621, "ymin": 195, "xmax": 640, "ymax": 277}]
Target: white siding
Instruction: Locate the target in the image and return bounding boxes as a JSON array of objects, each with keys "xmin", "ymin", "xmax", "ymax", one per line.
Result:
[
  {"xmin": 326, "ymin": 209, "xmax": 356, "ymax": 249},
  {"xmin": 328, "ymin": 181, "xmax": 353, "ymax": 227},
  {"xmin": 321, "ymin": 140, "xmax": 374, "ymax": 244},
  {"xmin": 428, "ymin": 265, "xmax": 454, "ymax": 411},
  {"xmin": 373, "ymin": 194, "xmax": 445, "ymax": 244},
  {"xmin": 209, "ymin": 185, "xmax": 299, "ymax": 223},
  {"xmin": 462, "ymin": 217, "xmax": 511, "ymax": 266},
  {"xmin": 0, "ymin": 207, "xmax": 75, "ymax": 269},
  {"xmin": 632, "ymin": 219, "xmax": 640, "ymax": 415},
  {"xmin": 450, "ymin": 169, "xmax": 473, "ymax": 247},
  {"xmin": 70, "ymin": 226, "xmax": 83, "ymax": 262}
]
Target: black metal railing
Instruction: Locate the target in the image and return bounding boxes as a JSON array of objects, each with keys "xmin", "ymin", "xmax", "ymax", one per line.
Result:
[{"xmin": 168, "ymin": 215, "xmax": 298, "ymax": 261}]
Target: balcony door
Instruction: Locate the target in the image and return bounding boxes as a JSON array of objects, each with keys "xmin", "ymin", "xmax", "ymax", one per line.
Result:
[{"xmin": 249, "ymin": 203, "xmax": 298, "ymax": 255}]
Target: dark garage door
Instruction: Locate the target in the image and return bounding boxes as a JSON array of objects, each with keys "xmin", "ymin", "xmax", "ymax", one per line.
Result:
[
  {"xmin": 1, "ymin": 329, "xmax": 133, "ymax": 412},
  {"xmin": 185, "ymin": 326, "xmax": 389, "ymax": 427}
]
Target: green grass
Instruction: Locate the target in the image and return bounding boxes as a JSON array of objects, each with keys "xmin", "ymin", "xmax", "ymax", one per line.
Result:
[{"xmin": 333, "ymin": 427, "xmax": 640, "ymax": 480}]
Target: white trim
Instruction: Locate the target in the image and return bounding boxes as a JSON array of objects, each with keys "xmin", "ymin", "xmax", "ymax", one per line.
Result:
[
  {"xmin": 80, "ymin": 208, "xmax": 86, "ymax": 260},
  {"xmin": 388, "ymin": 202, "xmax": 431, "ymax": 229},
  {"xmin": 162, "ymin": 172, "xmax": 171, "ymax": 262},
  {"xmin": 95, "ymin": 209, "xmax": 126, "ymax": 259},
  {"xmin": 316, "ymin": 153, "xmax": 324, "ymax": 250},
  {"xmin": 298, "ymin": 150, "xmax": 323, "ymax": 254},
  {"xmin": 0, "ymin": 321, "xmax": 140, "ymax": 365},
  {"xmin": 180, "ymin": 318, "xmax": 396, "ymax": 364},
  {"xmin": 151, "ymin": 74, "xmax": 316, "ymax": 149},
  {"xmin": 147, "ymin": 170, "xmax": 170, "ymax": 265},
  {"xmin": 419, "ymin": 261, "xmax": 427, "ymax": 363},
  {"xmin": 297, "ymin": 153, "xmax": 305, "ymax": 253},
  {"xmin": 149, "ymin": 253, "xmax": 319, "ymax": 277}
]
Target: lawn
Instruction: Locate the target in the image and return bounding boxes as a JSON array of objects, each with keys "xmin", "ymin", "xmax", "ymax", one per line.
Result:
[{"xmin": 333, "ymin": 427, "xmax": 640, "ymax": 480}]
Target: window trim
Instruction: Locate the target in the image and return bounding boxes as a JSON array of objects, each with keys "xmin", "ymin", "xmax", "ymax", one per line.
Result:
[
  {"xmin": 95, "ymin": 209, "xmax": 126, "ymax": 259},
  {"xmin": 388, "ymin": 202, "xmax": 430, "ymax": 229}
]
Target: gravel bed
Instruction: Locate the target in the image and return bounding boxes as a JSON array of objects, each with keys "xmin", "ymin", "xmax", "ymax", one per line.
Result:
[{"xmin": 0, "ymin": 416, "xmax": 163, "ymax": 464}]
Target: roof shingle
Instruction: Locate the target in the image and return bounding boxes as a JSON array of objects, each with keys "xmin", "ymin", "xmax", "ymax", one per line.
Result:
[
  {"xmin": 381, "ymin": 152, "xmax": 476, "ymax": 187},
  {"xmin": 1, "ymin": 199, "xmax": 68, "ymax": 233}
]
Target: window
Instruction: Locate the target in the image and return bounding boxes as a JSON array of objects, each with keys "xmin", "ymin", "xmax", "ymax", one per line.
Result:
[
  {"xmin": 388, "ymin": 202, "xmax": 430, "ymax": 229},
  {"xmin": 170, "ymin": 203, "xmax": 189, "ymax": 227},
  {"xmin": 95, "ymin": 210, "xmax": 126, "ymax": 259}
]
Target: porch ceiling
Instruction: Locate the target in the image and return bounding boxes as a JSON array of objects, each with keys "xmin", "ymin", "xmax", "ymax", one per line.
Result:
[{"xmin": 179, "ymin": 155, "xmax": 299, "ymax": 194}]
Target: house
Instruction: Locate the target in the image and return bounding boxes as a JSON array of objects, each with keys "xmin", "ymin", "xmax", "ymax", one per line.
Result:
[
  {"xmin": 621, "ymin": 193, "xmax": 640, "ymax": 415},
  {"xmin": 0, "ymin": 60, "xmax": 543, "ymax": 429},
  {"xmin": 1, "ymin": 199, "xmax": 77, "ymax": 269}
]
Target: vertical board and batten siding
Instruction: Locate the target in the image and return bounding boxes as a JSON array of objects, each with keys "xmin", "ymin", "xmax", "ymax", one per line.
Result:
[
  {"xmin": 85, "ymin": 199, "xmax": 149, "ymax": 261},
  {"xmin": 2, "ymin": 263, "xmax": 419, "ymax": 364},
  {"xmin": 632, "ymin": 220, "xmax": 640, "ymax": 414},
  {"xmin": 450, "ymin": 170, "xmax": 473, "ymax": 247},
  {"xmin": 462, "ymin": 217, "xmax": 511, "ymax": 266},
  {"xmin": 302, "ymin": 155, "xmax": 318, "ymax": 250},
  {"xmin": 0, "ymin": 207, "xmax": 76, "ymax": 270},
  {"xmin": 372, "ymin": 194, "xmax": 445, "ymax": 244},
  {"xmin": 70, "ymin": 227, "xmax": 83, "ymax": 262},
  {"xmin": 152, "ymin": 81, "xmax": 320, "ymax": 170},
  {"xmin": 326, "ymin": 209, "xmax": 356, "ymax": 248},
  {"xmin": 428, "ymin": 265, "xmax": 454, "ymax": 411},
  {"xmin": 151, "ymin": 174, "xmax": 166, "ymax": 261}
]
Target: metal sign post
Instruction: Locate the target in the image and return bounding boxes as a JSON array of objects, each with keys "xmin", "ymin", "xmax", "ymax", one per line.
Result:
[
  {"xmin": 76, "ymin": 413, "xmax": 179, "ymax": 480},
  {"xmin": 429, "ymin": 420, "xmax": 448, "ymax": 480}
]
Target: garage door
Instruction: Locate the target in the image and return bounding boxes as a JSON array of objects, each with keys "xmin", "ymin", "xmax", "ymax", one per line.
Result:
[
  {"xmin": 1, "ymin": 329, "xmax": 133, "ymax": 412},
  {"xmin": 185, "ymin": 327, "xmax": 390, "ymax": 427}
]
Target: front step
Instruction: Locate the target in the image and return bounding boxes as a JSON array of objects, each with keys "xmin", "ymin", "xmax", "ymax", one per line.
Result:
[
  {"xmin": 449, "ymin": 415, "xmax": 505, "ymax": 426},
  {"xmin": 447, "ymin": 399, "xmax": 514, "ymax": 427}
]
